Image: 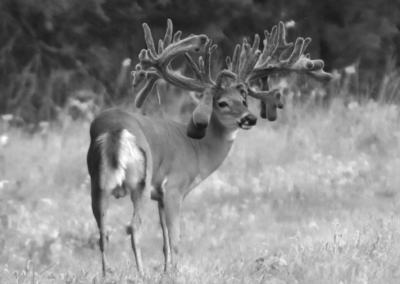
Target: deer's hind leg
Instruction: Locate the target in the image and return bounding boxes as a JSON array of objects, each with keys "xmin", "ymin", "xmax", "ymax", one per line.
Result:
[
  {"xmin": 91, "ymin": 178, "xmax": 110, "ymax": 276},
  {"xmin": 124, "ymin": 154, "xmax": 149, "ymax": 274}
]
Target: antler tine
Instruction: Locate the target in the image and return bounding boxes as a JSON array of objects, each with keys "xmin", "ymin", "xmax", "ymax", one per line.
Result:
[
  {"xmin": 259, "ymin": 25, "xmax": 277, "ymax": 64},
  {"xmin": 173, "ymin": 31, "xmax": 182, "ymax": 43},
  {"xmin": 143, "ymin": 23, "xmax": 158, "ymax": 59},
  {"xmin": 203, "ymin": 40, "xmax": 217, "ymax": 81},
  {"xmin": 158, "ymin": 39, "xmax": 164, "ymax": 54},
  {"xmin": 225, "ymin": 45, "xmax": 241, "ymax": 74},
  {"xmin": 237, "ymin": 35, "xmax": 261, "ymax": 83},
  {"xmin": 157, "ymin": 20, "xmax": 174, "ymax": 55},
  {"xmin": 231, "ymin": 45, "xmax": 241, "ymax": 74},
  {"xmin": 198, "ymin": 57, "xmax": 205, "ymax": 73},
  {"xmin": 270, "ymin": 22, "xmax": 294, "ymax": 62},
  {"xmin": 163, "ymin": 19, "xmax": 173, "ymax": 47},
  {"xmin": 183, "ymin": 53, "xmax": 202, "ymax": 80},
  {"xmin": 226, "ymin": 57, "xmax": 232, "ymax": 71}
]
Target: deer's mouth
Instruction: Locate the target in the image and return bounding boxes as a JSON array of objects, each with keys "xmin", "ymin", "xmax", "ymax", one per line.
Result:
[{"xmin": 237, "ymin": 121, "xmax": 253, "ymax": 130}]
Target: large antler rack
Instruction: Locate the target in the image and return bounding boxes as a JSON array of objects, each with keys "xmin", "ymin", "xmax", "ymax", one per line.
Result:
[
  {"xmin": 226, "ymin": 22, "xmax": 332, "ymax": 121},
  {"xmin": 132, "ymin": 19, "xmax": 236, "ymax": 139}
]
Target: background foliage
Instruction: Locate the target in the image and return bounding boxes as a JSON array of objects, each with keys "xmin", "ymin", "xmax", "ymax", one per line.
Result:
[{"xmin": 1, "ymin": 0, "xmax": 400, "ymax": 124}]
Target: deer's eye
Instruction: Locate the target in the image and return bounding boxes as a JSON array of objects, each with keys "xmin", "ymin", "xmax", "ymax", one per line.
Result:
[
  {"xmin": 242, "ymin": 100, "xmax": 248, "ymax": 107},
  {"xmin": 218, "ymin": 101, "xmax": 229, "ymax": 108}
]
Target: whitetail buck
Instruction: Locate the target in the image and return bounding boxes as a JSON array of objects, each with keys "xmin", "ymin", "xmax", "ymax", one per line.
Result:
[{"xmin": 87, "ymin": 19, "xmax": 332, "ymax": 275}]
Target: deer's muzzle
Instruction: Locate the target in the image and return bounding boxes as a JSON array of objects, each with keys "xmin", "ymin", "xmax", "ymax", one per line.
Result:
[{"xmin": 237, "ymin": 113, "xmax": 257, "ymax": 130}]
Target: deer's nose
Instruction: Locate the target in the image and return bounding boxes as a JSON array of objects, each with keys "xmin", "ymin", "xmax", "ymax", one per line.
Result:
[{"xmin": 245, "ymin": 114, "xmax": 257, "ymax": 126}]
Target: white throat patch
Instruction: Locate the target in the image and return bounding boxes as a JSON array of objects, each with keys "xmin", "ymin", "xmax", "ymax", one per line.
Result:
[{"xmin": 226, "ymin": 129, "xmax": 238, "ymax": 141}]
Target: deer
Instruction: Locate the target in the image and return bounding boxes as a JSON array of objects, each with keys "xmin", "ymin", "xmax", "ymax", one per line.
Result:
[{"xmin": 86, "ymin": 19, "xmax": 332, "ymax": 275}]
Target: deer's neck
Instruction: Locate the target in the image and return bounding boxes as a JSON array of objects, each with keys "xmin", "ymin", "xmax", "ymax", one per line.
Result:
[{"xmin": 192, "ymin": 112, "xmax": 237, "ymax": 178}]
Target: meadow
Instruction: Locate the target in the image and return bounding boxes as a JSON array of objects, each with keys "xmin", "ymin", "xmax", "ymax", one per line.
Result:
[{"xmin": 1, "ymin": 90, "xmax": 400, "ymax": 283}]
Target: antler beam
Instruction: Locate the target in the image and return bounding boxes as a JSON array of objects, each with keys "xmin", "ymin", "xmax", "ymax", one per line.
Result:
[
  {"xmin": 132, "ymin": 19, "xmax": 209, "ymax": 107},
  {"xmin": 248, "ymin": 22, "xmax": 332, "ymax": 83}
]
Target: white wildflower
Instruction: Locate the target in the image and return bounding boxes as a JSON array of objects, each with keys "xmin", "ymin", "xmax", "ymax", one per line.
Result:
[
  {"xmin": 308, "ymin": 221, "xmax": 319, "ymax": 231},
  {"xmin": 1, "ymin": 114, "xmax": 13, "ymax": 122},
  {"xmin": 345, "ymin": 65, "xmax": 356, "ymax": 74},
  {"xmin": 285, "ymin": 20, "xmax": 295, "ymax": 28},
  {"xmin": 122, "ymin": 58, "xmax": 131, "ymax": 67},
  {"xmin": 0, "ymin": 180, "xmax": 9, "ymax": 190},
  {"xmin": 40, "ymin": 198, "xmax": 54, "ymax": 206},
  {"xmin": 0, "ymin": 135, "xmax": 9, "ymax": 146},
  {"xmin": 348, "ymin": 101, "xmax": 359, "ymax": 110}
]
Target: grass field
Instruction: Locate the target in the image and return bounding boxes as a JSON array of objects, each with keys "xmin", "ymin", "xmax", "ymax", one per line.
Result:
[{"xmin": 1, "ymin": 96, "xmax": 400, "ymax": 283}]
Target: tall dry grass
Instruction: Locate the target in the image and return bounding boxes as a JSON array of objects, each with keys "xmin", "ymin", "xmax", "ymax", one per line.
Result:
[{"xmin": 1, "ymin": 79, "xmax": 400, "ymax": 283}]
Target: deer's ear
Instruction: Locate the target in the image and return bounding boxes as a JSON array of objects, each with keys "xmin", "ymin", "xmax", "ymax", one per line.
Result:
[
  {"xmin": 186, "ymin": 89, "xmax": 213, "ymax": 139},
  {"xmin": 189, "ymin": 92, "xmax": 203, "ymax": 104},
  {"xmin": 259, "ymin": 93, "xmax": 282, "ymax": 121},
  {"xmin": 260, "ymin": 101, "xmax": 267, "ymax": 119},
  {"xmin": 266, "ymin": 105, "xmax": 278, "ymax": 121},
  {"xmin": 186, "ymin": 116, "xmax": 207, "ymax": 139}
]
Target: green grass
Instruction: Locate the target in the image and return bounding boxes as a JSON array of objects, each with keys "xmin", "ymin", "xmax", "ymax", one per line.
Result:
[{"xmin": 1, "ymin": 98, "xmax": 400, "ymax": 283}]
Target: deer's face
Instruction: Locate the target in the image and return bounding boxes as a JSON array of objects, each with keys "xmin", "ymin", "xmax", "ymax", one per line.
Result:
[{"xmin": 213, "ymin": 84, "xmax": 257, "ymax": 130}]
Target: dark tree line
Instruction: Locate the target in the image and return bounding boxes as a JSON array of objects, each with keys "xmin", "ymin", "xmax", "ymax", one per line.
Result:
[{"xmin": 1, "ymin": 0, "xmax": 399, "ymax": 124}]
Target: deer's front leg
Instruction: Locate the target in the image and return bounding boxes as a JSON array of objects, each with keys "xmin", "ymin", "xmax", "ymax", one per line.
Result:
[{"xmin": 163, "ymin": 188, "xmax": 183, "ymax": 270}]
